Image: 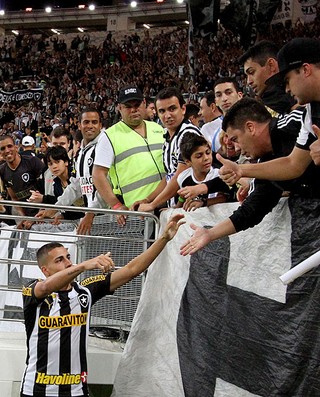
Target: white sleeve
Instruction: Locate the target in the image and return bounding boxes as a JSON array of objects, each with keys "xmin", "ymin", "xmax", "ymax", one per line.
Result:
[
  {"xmin": 296, "ymin": 105, "xmax": 315, "ymax": 148},
  {"xmin": 94, "ymin": 133, "xmax": 114, "ymax": 168},
  {"xmin": 56, "ymin": 176, "xmax": 82, "ymax": 206}
]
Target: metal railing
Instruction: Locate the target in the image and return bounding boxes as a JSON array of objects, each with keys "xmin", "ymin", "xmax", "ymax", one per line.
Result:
[{"xmin": 0, "ymin": 200, "xmax": 159, "ymax": 332}]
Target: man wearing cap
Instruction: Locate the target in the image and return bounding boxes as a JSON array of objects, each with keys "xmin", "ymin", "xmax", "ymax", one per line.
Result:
[
  {"xmin": 92, "ymin": 85, "xmax": 165, "ymax": 225},
  {"xmin": 21, "ymin": 136, "xmax": 36, "ymax": 157},
  {"xmin": 218, "ymin": 37, "xmax": 320, "ymax": 186}
]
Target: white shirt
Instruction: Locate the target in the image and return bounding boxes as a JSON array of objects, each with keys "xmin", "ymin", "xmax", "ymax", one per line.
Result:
[{"xmin": 201, "ymin": 116, "xmax": 223, "ymax": 152}]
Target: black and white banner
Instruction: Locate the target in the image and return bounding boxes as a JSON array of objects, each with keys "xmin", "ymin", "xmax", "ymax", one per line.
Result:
[
  {"xmin": 0, "ymin": 88, "xmax": 43, "ymax": 104},
  {"xmin": 112, "ymin": 197, "xmax": 320, "ymax": 396},
  {"xmin": 189, "ymin": 0, "xmax": 220, "ymax": 37}
]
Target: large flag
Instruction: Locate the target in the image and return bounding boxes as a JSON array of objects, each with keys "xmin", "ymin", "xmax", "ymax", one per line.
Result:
[
  {"xmin": 189, "ymin": 0, "xmax": 220, "ymax": 37},
  {"xmin": 221, "ymin": 0, "xmax": 281, "ymax": 48},
  {"xmin": 188, "ymin": 2, "xmax": 195, "ymax": 81},
  {"xmin": 112, "ymin": 197, "xmax": 320, "ymax": 396}
]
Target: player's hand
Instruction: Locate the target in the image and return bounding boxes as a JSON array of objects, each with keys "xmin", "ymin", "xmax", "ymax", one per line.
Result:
[
  {"xmin": 83, "ymin": 252, "xmax": 115, "ymax": 273},
  {"xmin": 217, "ymin": 153, "xmax": 243, "ymax": 186},
  {"xmin": 161, "ymin": 213, "xmax": 185, "ymax": 241}
]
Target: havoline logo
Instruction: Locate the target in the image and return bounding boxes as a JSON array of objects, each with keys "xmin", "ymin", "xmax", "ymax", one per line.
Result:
[{"xmin": 36, "ymin": 372, "xmax": 82, "ymax": 385}]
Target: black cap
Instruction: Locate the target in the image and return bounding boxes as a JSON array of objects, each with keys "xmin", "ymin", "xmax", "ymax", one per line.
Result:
[
  {"xmin": 266, "ymin": 38, "xmax": 320, "ymax": 86},
  {"xmin": 118, "ymin": 86, "xmax": 143, "ymax": 104}
]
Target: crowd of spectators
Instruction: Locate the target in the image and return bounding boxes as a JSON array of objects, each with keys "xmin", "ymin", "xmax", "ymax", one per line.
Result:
[{"xmin": 0, "ymin": 15, "xmax": 318, "ymax": 146}]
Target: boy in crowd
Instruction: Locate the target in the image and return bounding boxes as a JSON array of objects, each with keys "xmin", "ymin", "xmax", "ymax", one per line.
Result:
[{"xmin": 176, "ymin": 133, "xmax": 230, "ymax": 211}]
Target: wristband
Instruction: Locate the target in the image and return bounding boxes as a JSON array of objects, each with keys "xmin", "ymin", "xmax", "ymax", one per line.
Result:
[
  {"xmin": 112, "ymin": 202, "xmax": 122, "ymax": 210},
  {"xmin": 178, "ymin": 196, "xmax": 185, "ymax": 203}
]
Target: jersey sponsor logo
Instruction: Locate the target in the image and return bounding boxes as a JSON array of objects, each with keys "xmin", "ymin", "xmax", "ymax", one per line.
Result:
[
  {"xmin": 15, "ymin": 187, "xmax": 34, "ymax": 199},
  {"xmin": 22, "ymin": 173, "xmax": 30, "ymax": 182},
  {"xmin": 22, "ymin": 286, "xmax": 32, "ymax": 296},
  {"xmin": 36, "ymin": 372, "xmax": 82, "ymax": 385},
  {"xmin": 80, "ymin": 176, "xmax": 93, "ymax": 185},
  {"xmin": 80, "ymin": 176, "xmax": 94, "ymax": 194},
  {"xmin": 38, "ymin": 313, "xmax": 88, "ymax": 328},
  {"xmin": 80, "ymin": 274, "xmax": 106, "ymax": 287},
  {"xmin": 78, "ymin": 293, "xmax": 89, "ymax": 308},
  {"xmin": 81, "ymin": 184, "xmax": 94, "ymax": 194}
]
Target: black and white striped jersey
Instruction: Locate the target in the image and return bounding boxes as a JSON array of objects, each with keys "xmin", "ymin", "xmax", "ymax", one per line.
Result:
[
  {"xmin": 56, "ymin": 133, "xmax": 102, "ymax": 209},
  {"xmin": 162, "ymin": 119, "xmax": 202, "ymax": 183},
  {"xmin": 21, "ymin": 273, "xmax": 112, "ymax": 397}
]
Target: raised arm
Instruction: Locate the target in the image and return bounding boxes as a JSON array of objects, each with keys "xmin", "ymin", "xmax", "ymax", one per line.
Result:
[
  {"xmin": 34, "ymin": 253, "xmax": 115, "ymax": 299},
  {"xmin": 218, "ymin": 147, "xmax": 312, "ymax": 185},
  {"xmin": 110, "ymin": 213, "xmax": 185, "ymax": 291}
]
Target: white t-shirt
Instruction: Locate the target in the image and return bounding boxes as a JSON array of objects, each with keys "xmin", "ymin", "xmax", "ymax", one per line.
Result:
[
  {"xmin": 177, "ymin": 166, "xmax": 220, "ymax": 198},
  {"xmin": 94, "ymin": 132, "xmax": 114, "ymax": 169},
  {"xmin": 201, "ymin": 116, "xmax": 223, "ymax": 152}
]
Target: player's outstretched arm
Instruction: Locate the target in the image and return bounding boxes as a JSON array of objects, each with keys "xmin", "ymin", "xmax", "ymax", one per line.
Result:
[{"xmin": 110, "ymin": 214, "xmax": 185, "ymax": 291}]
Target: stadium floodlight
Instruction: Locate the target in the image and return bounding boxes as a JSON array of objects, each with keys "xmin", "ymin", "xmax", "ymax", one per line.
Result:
[
  {"xmin": 88, "ymin": 4, "xmax": 96, "ymax": 10},
  {"xmin": 130, "ymin": 1, "xmax": 137, "ymax": 7},
  {"xmin": 177, "ymin": 0, "xmax": 184, "ymax": 3},
  {"xmin": 0, "ymin": 10, "xmax": 4, "ymax": 16},
  {"xmin": 51, "ymin": 28, "xmax": 60, "ymax": 34},
  {"xmin": 26, "ymin": 8, "xmax": 33, "ymax": 12},
  {"xmin": 12, "ymin": 30, "xmax": 19, "ymax": 35},
  {"xmin": 143, "ymin": 24, "xmax": 150, "ymax": 29},
  {"xmin": 184, "ymin": 20, "xmax": 189, "ymax": 24},
  {"xmin": 45, "ymin": 7, "xmax": 52, "ymax": 13},
  {"xmin": 78, "ymin": 4, "xmax": 86, "ymax": 9},
  {"xmin": 78, "ymin": 27, "xmax": 84, "ymax": 32}
]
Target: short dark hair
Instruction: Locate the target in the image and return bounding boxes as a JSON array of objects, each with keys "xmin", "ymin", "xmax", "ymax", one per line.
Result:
[
  {"xmin": 72, "ymin": 129, "xmax": 83, "ymax": 143},
  {"xmin": 145, "ymin": 97, "xmax": 154, "ymax": 107},
  {"xmin": 180, "ymin": 132, "xmax": 210, "ymax": 161},
  {"xmin": 80, "ymin": 107, "xmax": 102, "ymax": 122},
  {"xmin": 155, "ymin": 87, "xmax": 185, "ymax": 108},
  {"xmin": 239, "ymin": 40, "xmax": 279, "ymax": 66},
  {"xmin": 185, "ymin": 104, "xmax": 200, "ymax": 119},
  {"xmin": 0, "ymin": 135, "xmax": 14, "ymax": 144},
  {"xmin": 37, "ymin": 242, "xmax": 64, "ymax": 267},
  {"xmin": 52, "ymin": 126, "xmax": 71, "ymax": 141},
  {"xmin": 202, "ymin": 91, "xmax": 215, "ymax": 106},
  {"xmin": 45, "ymin": 145, "xmax": 69, "ymax": 165},
  {"xmin": 214, "ymin": 77, "xmax": 241, "ymax": 93},
  {"xmin": 222, "ymin": 97, "xmax": 272, "ymax": 131}
]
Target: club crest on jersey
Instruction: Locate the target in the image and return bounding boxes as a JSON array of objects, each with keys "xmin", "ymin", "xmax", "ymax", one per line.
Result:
[
  {"xmin": 78, "ymin": 294, "xmax": 89, "ymax": 308},
  {"xmin": 87, "ymin": 158, "xmax": 93, "ymax": 167},
  {"xmin": 22, "ymin": 173, "xmax": 30, "ymax": 182}
]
